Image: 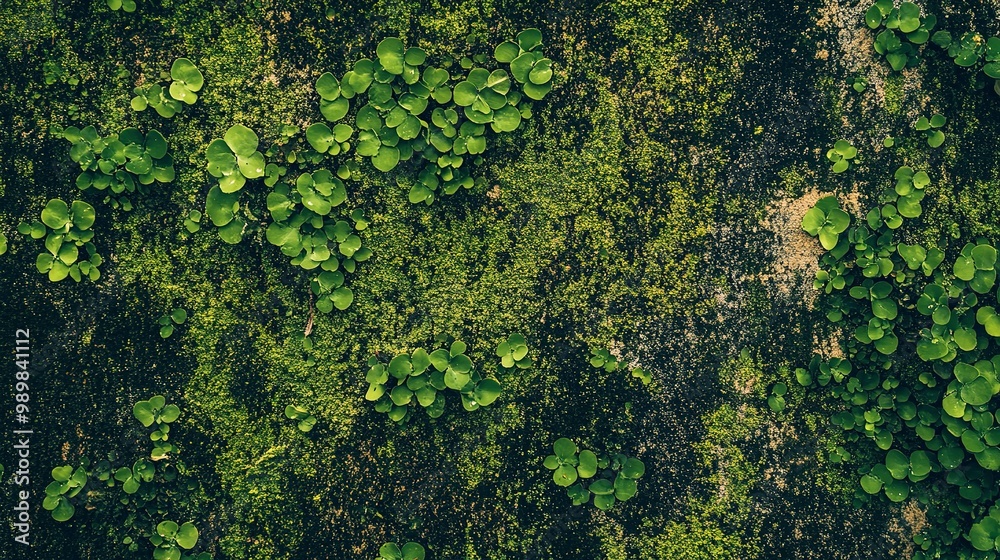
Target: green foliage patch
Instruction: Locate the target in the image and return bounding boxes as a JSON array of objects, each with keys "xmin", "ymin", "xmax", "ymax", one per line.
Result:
[
  {"xmin": 364, "ymin": 337, "xmax": 509, "ymax": 424},
  {"xmin": 543, "ymin": 437, "xmax": 645, "ymax": 511},
  {"xmin": 17, "ymin": 198, "xmax": 102, "ymax": 282},
  {"xmin": 55, "ymin": 124, "xmax": 175, "ymax": 211},
  {"xmin": 314, "ymin": 29, "xmax": 552, "ymax": 205}
]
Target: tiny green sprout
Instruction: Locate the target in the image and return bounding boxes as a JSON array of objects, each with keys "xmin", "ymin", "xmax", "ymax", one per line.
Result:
[
  {"xmin": 544, "ymin": 438, "xmax": 645, "ymax": 510},
  {"xmin": 114, "ymin": 458, "xmax": 155, "ymax": 494},
  {"xmin": 132, "ymin": 84, "xmax": 182, "ymax": 118},
  {"xmin": 631, "ymin": 367, "xmax": 652, "ymax": 385},
  {"xmin": 107, "ymin": 0, "xmax": 137, "ymax": 12},
  {"xmin": 168, "ymin": 58, "xmax": 204, "ymax": 105},
  {"xmin": 883, "ymin": 136, "xmax": 894, "ymax": 148},
  {"xmin": 184, "ymin": 210, "xmax": 202, "ymax": 233},
  {"xmin": 847, "ymin": 75, "xmax": 868, "ymax": 92},
  {"xmin": 496, "ymin": 333, "xmax": 532, "ymax": 369},
  {"xmin": 365, "ymin": 338, "xmax": 502, "ymax": 423},
  {"xmin": 284, "ymin": 405, "xmax": 317, "ymax": 432},
  {"xmin": 43, "ymin": 465, "xmax": 87, "ymax": 521},
  {"xmin": 826, "ymin": 140, "xmax": 858, "ymax": 173},
  {"xmin": 768, "ymin": 382, "xmax": 787, "ymax": 412},
  {"xmin": 133, "ymin": 396, "xmax": 181, "ymax": 459},
  {"xmin": 150, "ymin": 520, "xmax": 199, "ymax": 560},
  {"xmin": 62, "ymin": 125, "xmax": 175, "ymax": 210},
  {"xmin": 589, "ymin": 348, "xmax": 620, "ymax": 372},
  {"xmin": 801, "ymin": 196, "xmax": 851, "ymax": 250},
  {"xmin": 158, "ymin": 308, "xmax": 188, "ymax": 338},
  {"xmin": 378, "ymin": 541, "xmax": 425, "ymax": 560},
  {"xmin": 914, "ymin": 113, "xmax": 946, "ymax": 148}
]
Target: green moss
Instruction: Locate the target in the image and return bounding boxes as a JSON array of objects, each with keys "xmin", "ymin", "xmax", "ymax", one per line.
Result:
[{"xmin": 883, "ymin": 72, "xmax": 905, "ymax": 115}]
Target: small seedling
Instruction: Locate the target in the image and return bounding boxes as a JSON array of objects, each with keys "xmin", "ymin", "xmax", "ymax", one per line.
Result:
[
  {"xmin": 378, "ymin": 542, "xmax": 425, "ymax": 560},
  {"xmin": 184, "ymin": 210, "xmax": 202, "ymax": 233},
  {"xmin": 284, "ymin": 405, "xmax": 317, "ymax": 432},
  {"xmin": 158, "ymin": 308, "xmax": 188, "ymax": 338},
  {"xmin": 150, "ymin": 520, "xmax": 199, "ymax": 560},
  {"xmin": 767, "ymin": 382, "xmax": 787, "ymax": 412},
  {"xmin": 801, "ymin": 196, "xmax": 851, "ymax": 250},
  {"xmin": 496, "ymin": 333, "xmax": 533, "ymax": 369},
  {"xmin": 827, "ymin": 140, "xmax": 858, "ymax": 173},
  {"xmin": 914, "ymin": 113, "xmax": 946, "ymax": 148}
]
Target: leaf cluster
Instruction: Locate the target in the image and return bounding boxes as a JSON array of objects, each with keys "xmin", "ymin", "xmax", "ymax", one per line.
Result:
[
  {"xmin": 542, "ymin": 437, "xmax": 645, "ymax": 511},
  {"xmin": 364, "ymin": 339, "xmax": 504, "ymax": 424},
  {"xmin": 18, "ymin": 199, "xmax": 102, "ymax": 282},
  {"xmin": 58, "ymin": 125, "xmax": 174, "ymax": 211}
]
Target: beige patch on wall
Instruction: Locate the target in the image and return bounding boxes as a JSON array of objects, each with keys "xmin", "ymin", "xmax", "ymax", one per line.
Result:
[{"xmin": 757, "ymin": 189, "xmax": 860, "ymax": 306}]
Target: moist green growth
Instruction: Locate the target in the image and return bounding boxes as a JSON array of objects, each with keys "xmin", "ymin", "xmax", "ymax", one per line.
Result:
[
  {"xmin": 206, "ymin": 123, "xmax": 370, "ymax": 312},
  {"xmin": 866, "ymin": 1, "xmax": 936, "ymax": 71},
  {"xmin": 17, "ymin": 199, "xmax": 102, "ymax": 282},
  {"xmin": 543, "ymin": 437, "xmax": 645, "ymax": 511},
  {"xmin": 46, "ymin": 397, "xmax": 213, "ymax": 558},
  {"xmin": 55, "ymin": 125, "xmax": 174, "ymax": 211},
  {"xmin": 865, "ymin": 1, "xmax": 1000, "ymax": 94},
  {"xmin": 364, "ymin": 338, "xmax": 506, "ymax": 424}
]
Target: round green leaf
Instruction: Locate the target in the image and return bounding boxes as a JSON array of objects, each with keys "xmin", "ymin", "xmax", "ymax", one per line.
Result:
[
  {"xmin": 371, "ymin": 145, "xmax": 400, "ymax": 172},
  {"xmin": 553, "ymin": 437, "xmax": 577, "ymax": 459},
  {"xmin": 331, "ymin": 287, "xmax": 353, "ymax": 310},
  {"xmin": 883, "ymin": 479, "xmax": 910, "ymax": 502},
  {"xmin": 379, "ymin": 543, "xmax": 402, "ymax": 560},
  {"xmin": 593, "ymin": 493, "xmax": 616, "ymax": 511},
  {"xmin": 320, "ymin": 97, "xmax": 350, "ymax": 122},
  {"xmin": 962, "ymin": 377, "xmax": 994, "ymax": 406},
  {"xmin": 622, "ymin": 457, "xmax": 645, "ymax": 479},
  {"xmin": 41, "ymin": 199, "xmax": 70, "ymax": 229},
  {"xmin": 860, "ymin": 474, "xmax": 883, "ymax": 494},
  {"xmin": 175, "ymin": 522, "xmax": 199, "ymax": 549},
  {"xmin": 553, "ymin": 464, "xmax": 578, "ymax": 487},
  {"xmin": 51, "ymin": 496, "xmax": 74, "ymax": 521},
  {"xmin": 376, "ymin": 38, "xmax": 405, "ymax": 74},
  {"xmin": 473, "ymin": 378, "xmax": 502, "ymax": 406},
  {"xmin": 170, "ymin": 58, "xmax": 203, "ymax": 91},
  {"xmin": 316, "ymin": 72, "xmax": 341, "ymax": 101},
  {"xmin": 400, "ymin": 542, "xmax": 425, "ymax": 560},
  {"xmin": 938, "ymin": 446, "xmax": 965, "ymax": 469},
  {"xmin": 494, "ymin": 41, "xmax": 520, "ymax": 63},
  {"xmin": 577, "ymin": 450, "xmax": 598, "ymax": 478},
  {"xmin": 224, "ymin": 125, "xmax": 259, "ymax": 157},
  {"xmin": 588, "ymin": 478, "xmax": 614, "ymax": 495}
]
